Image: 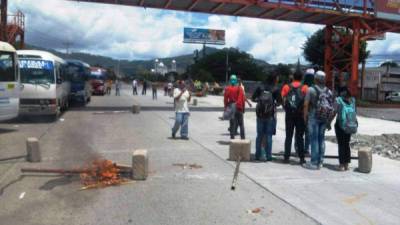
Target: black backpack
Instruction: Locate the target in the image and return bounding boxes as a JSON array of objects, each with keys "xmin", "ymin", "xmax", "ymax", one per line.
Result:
[
  {"xmin": 256, "ymin": 90, "xmax": 274, "ymax": 119},
  {"xmin": 285, "ymin": 84, "xmax": 304, "ymax": 115}
]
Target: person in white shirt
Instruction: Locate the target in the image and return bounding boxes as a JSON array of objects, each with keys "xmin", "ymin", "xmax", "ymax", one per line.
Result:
[
  {"xmin": 132, "ymin": 79, "xmax": 138, "ymax": 95},
  {"xmin": 172, "ymin": 81, "xmax": 191, "ymax": 140}
]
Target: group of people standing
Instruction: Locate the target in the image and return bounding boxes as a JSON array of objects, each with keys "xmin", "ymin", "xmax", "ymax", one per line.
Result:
[{"xmin": 223, "ymin": 69, "xmax": 358, "ymax": 171}]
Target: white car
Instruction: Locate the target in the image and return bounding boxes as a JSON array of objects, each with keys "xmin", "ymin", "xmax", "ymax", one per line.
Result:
[{"xmin": 386, "ymin": 92, "xmax": 400, "ymax": 102}]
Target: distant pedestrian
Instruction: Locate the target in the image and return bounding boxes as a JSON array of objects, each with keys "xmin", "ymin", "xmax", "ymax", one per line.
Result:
[
  {"xmin": 152, "ymin": 82, "xmax": 158, "ymax": 100},
  {"xmin": 281, "ymin": 70, "xmax": 308, "ymax": 165},
  {"xmin": 334, "ymin": 88, "xmax": 358, "ymax": 171},
  {"xmin": 132, "ymin": 79, "xmax": 138, "ymax": 95},
  {"xmin": 224, "ymin": 74, "xmax": 246, "ymax": 140},
  {"xmin": 251, "ymin": 74, "xmax": 281, "ymax": 161},
  {"xmin": 115, "ymin": 79, "xmax": 121, "ymax": 96},
  {"xmin": 167, "ymin": 82, "xmax": 173, "ymax": 97},
  {"xmin": 142, "ymin": 80, "xmax": 147, "ymax": 95},
  {"xmin": 171, "ymin": 81, "xmax": 191, "ymax": 140},
  {"xmin": 164, "ymin": 83, "xmax": 168, "ymax": 96},
  {"xmin": 303, "ymin": 71, "xmax": 335, "ymax": 170},
  {"xmin": 106, "ymin": 79, "xmax": 112, "ymax": 95}
]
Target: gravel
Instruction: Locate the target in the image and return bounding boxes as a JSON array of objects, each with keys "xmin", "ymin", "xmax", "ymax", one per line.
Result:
[{"xmin": 325, "ymin": 134, "xmax": 400, "ymax": 161}]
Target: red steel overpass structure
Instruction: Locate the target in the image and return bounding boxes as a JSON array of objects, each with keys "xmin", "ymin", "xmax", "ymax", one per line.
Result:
[
  {"xmin": 23, "ymin": 0, "xmax": 400, "ymax": 94},
  {"xmin": 0, "ymin": 0, "xmax": 25, "ymax": 49}
]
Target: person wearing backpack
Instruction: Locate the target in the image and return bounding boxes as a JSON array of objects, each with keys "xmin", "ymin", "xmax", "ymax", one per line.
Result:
[
  {"xmin": 252, "ymin": 74, "xmax": 281, "ymax": 161},
  {"xmin": 281, "ymin": 70, "xmax": 309, "ymax": 164},
  {"xmin": 224, "ymin": 74, "xmax": 246, "ymax": 140},
  {"xmin": 334, "ymin": 88, "xmax": 357, "ymax": 171},
  {"xmin": 303, "ymin": 71, "xmax": 335, "ymax": 170}
]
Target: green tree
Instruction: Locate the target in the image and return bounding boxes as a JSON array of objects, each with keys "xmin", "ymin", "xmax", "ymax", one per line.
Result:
[
  {"xmin": 188, "ymin": 48, "xmax": 266, "ymax": 82},
  {"xmin": 303, "ymin": 28, "xmax": 370, "ymax": 69}
]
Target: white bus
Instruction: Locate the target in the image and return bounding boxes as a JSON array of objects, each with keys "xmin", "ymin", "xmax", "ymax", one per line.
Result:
[
  {"xmin": 0, "ymin": 42, "xmax": 20, "ymax": 122},
  {"xmin": 17, "ymin": 50, "xmax": 70, "ymax": 119}
]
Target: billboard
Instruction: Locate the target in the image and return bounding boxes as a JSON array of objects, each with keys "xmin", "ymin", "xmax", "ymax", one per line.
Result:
[
  {"xmin": 376, "ymin": 0, "xmax": 400, "ymax": 21},
  {"xmin": 183, "ymin": 28, "xmax": 225, "ymax": 45}
]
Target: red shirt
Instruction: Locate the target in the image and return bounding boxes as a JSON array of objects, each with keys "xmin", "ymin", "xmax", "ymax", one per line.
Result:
[
  {"xmin": 281, "ymin": 81, "xmax": 308, "ymax": 97},
  {"xmin": 224, "ymin": 85, "xmax": 245, "ymax": 112}
]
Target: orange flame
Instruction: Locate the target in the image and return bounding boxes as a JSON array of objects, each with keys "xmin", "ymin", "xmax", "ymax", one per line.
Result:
[{"xmin": 80, "ymin": 159, "xmax": 125, "ymax": 188}]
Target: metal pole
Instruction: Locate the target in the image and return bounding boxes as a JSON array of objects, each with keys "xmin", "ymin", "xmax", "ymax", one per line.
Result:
[
  {"xmin": 324, "ymin": 25, "xmax": 333, "ymax": 90},
  {"xmin": 351, "ymin": 19, "xmax": 361, "ymax": 97},
  {"xmin": 1, "ymin": 0, "xmax": 7, "ymax": 42},
  {"xmin": 226, "ymin": 49, "xmax": 229, "ymax": 84}
]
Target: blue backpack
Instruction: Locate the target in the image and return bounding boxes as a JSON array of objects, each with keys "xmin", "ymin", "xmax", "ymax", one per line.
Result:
[{"xmin": 337, "ymin": 97, "xmax": 358, "ymax": 134}]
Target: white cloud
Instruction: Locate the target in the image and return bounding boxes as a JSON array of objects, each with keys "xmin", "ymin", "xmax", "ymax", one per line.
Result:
[{"xmin": 9, "ymin": 0, "xmax": 400, "ymax": 64}]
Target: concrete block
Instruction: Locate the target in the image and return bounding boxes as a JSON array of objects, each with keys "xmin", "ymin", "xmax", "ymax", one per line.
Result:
[
  {"xmin": 26, "ymin": 137, "xmax": 41, "ymax": 162},
  {"xmin": 131, "ymin": 104, "xmax": 140, "ymax": 114},
  {"xmin": 229, "ymin": 139, "xmax": 251, "ymax": 161},
  {"xmin": 193, "ymin": 99, "xmax": 198, "ymax": 106},
  {"xmin": 132, "ymin": 149, "xmax": 148, "ymax": 180},
  {"xmin": 358, "ymin": 148, "xmax": 372, "ymax": 173}
]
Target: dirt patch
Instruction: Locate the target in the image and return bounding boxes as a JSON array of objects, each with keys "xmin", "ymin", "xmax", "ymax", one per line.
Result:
[{"xmin": 326, "ymin": 134, "xmax": 400, "ymax": 160}]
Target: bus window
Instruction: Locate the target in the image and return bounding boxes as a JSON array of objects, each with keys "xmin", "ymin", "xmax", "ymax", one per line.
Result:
[
  {"xmin": 19, "ymin": 59, "xmax": 55, "ymax": 84},
  {"xmin": 0, "ymin": 52, "xmax": 16, "ymax": 82}
]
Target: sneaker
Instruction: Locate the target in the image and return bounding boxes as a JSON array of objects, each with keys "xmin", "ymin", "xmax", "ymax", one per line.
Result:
[
  {"xmin": 300, "ymin": 159, "xmax": 306, "ymax": 165},
  {"xmin": 338, "ymin": 164, "xmax": 345, "ymax": 171},
  {"xmin": 302, "ymin": 163, "xmax": 319, "ymax": 170},
  {"xmin": 171, "ymin": 133, "xmax": 176, "ymax": 139},
  {"xmin": 266, "ymin": 156, "xmax": 275, "ymax": 162},
  {"xmin": 181, "ymin": 136, "xmax": 189, "ymax": 140},
  {"xmin": 283, "ymin": 158, "xmax": 290, "ymax": 164}
]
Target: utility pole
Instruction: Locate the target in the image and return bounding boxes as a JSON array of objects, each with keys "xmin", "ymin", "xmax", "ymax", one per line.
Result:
[
  {"xmin": 225, "ymin": 48, "xmax": 229, "ymax": 84},
  {"xmin": 63, "ymin": 41, "xmax": 72, "ymax": 54},
  {"xmin": 1, "ymin": 0, "xmax": 7, "ymax": 42}
]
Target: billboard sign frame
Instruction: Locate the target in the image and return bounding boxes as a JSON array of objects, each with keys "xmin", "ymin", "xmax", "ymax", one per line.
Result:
[
  {"xmin": 183, "ymin": 27, "xmax": 225, "ymax": 45},
  {"xmin": 375, "ymin": 0, "xmax": 400, "ymax": 21}
]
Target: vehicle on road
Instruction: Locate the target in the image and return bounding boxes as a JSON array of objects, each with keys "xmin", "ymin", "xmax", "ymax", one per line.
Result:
[
  {"xmin": 0, "ymin": 42, "xmax": 20, "ymax": 122},
  {"xmin": 66, "ymin": 59, "xmax": 91, "ymax": 104},
  {"xmin": 89, "ymin": 67, "xmax": 106, "ymax": 95},
  {"xmin": 17, "ymin": 50, "xmax": 71, "ymax": 118},
  {"xmin": 385, "ymin": 92, "xmax": 400, "ymax": 102}
]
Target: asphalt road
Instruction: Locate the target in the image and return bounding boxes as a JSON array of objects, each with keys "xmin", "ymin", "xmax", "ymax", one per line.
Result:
[{"xmin": 0, "ymin": 86, "xmax": 318, "ymax": 225}]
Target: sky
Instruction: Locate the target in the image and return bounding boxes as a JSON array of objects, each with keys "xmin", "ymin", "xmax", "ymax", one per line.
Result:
[{"xmin": 9, "ymin": 0, "xmax": 400, "ymax": 65}]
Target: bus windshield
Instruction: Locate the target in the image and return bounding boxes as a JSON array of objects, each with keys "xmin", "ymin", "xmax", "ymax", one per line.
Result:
[
  {"xmin": 19, "ymin": 59, "xmax": 55, "ymax": 84},
  {"xmin": 0, "ymin": 52, "xmax": 16, "ymax": 82}
]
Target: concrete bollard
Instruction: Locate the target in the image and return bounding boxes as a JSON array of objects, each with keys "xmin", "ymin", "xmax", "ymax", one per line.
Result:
[
  {"xmin": 131, "ymin": 104, "xmax": 140, "ymax": 114},
  {"xmin": 132, "ymin": 149, "xmax": 148, "ymax": 180},
  {"xmin": 229, "ymin": 139, "xmax": 251, "ymax": 161},
  {"xmin": 358, "ymin": 148, "xmax": 373, "ymax": 173},
  {"xmin": 193, "ymin": 99, "xmax": 198, "ymax": 106},
  {"xmin": 26, "ymin": 137, "xmax": 41, "ymax": 162}
]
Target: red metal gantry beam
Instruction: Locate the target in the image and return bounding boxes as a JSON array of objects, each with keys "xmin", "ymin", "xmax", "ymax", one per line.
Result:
[{"xmin": 67, "ymin": 0, "xmax": 400, "ymax": 96}]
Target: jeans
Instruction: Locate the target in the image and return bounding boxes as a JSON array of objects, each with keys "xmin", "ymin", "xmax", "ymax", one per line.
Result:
[
  {"xmin": 256, "ymin": 118, "xmax": 276, "ymax": 160},
  {"xmin": 115, "ymin": 88, "xmax": 120, "ymax": 96},
  {"xmin": 230, "ymin": 111, "xmax": 245, "ymax": 139},
  {"xmin": 308, "ymin": 117, "xmax": 327, "ymax": 166},
  {"xmin": 172, "ymin": 112, "xmax": 189, "ymax": 138},
  {"xmin": 335, "ymin": 122, "xmax": 351, "ymax": 164},
  {"xmin": 133, "ymin": 87, "xmax": 137, "ymax": 95},
  {"xmin": 152, "ymin": 89, "xmax": 157, "ymax": 100},
  {"xmin": 284, "ymin": 113, "xmax": 306, "ymax": 161},
  {"xmin": 304, "ymin": 127, "xmax": 310, "ymax": 152}
]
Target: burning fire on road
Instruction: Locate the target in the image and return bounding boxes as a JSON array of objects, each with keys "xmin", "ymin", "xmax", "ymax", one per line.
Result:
[{"xmin": 21, "ymin": 159, "xmax": 134, "ymax": 190}]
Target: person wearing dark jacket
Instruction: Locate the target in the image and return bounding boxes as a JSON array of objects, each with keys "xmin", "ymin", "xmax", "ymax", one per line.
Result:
[{"xmin": 251, "ymin": 74, "xmax": 282, "ymax": 161}]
